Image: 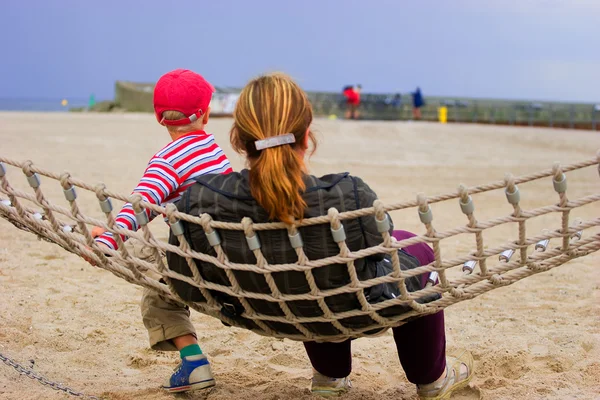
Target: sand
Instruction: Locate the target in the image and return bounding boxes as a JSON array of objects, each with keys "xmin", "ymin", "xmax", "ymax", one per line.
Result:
[{"xmin": 0, "ymin": 112, "xmax": 599, "ymax": 400}]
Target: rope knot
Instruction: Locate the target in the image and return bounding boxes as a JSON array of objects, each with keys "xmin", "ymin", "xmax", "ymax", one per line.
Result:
[
  {"xmin": 199, "ymin": 213, "xmax": 223, "ymax": 247},
  {"xmin": 241, "ymin": 217, "xmax": 255, "ymax": 238},
  {"xmin": 449, "ymin": 287, "xmax": 465, "ymax": 298},
  {"xmin": 504, "ymin": 173, "xmax": 522, "ymax": 214},
  {"xmin": 165, "ymin": 203, "xmax": 178, "ymax": 224},
  {"xmin": 327, "ymin": 207, "xmax": 342, "ymax": 230},
  {"xmin": 458, "ymin": 184, "xmax": 469, "ymax": 204},
  {"xmin": 199, "ymin": 213, "xmax": 214, "ymax": 232},
  {"xmin": 527, "ymin": 262, "xmax": 543, "ymax": 272},
  {"xmin": 552, "ymin": 162, "xmax": 563, "ymax": 182},
  {"xmin": 504, "ymin": 173, "xmax": 516, "ymax": 195},
  {"xmin": 22, "ymin": 160, "xmax": 34, "ymax": 177},
  {"xmin": 489, "ymin": 274, "xmax": 504, "ymax": 286},
  {"xmin": 411, "ymin": 302, "xmax": 428, "ymax": 313},
  {"xmin": 552, "ymin": 162, "xmax": 568, "ymax": 201},
  {"xmin": 417, "ymin": 193, "xmax": 429, "ymax": 213},
  {"xmin": 417, "ymin": 193, "xmax": 434, "ymax": 228},
  {"xmin": 94, "ymin": 183, "xmax": 108, "ymax": 201},
  {"xmin": 373, "ymin": 200, "xmax": 386, "ymax": 222},
  {"xmin": 286, "ymin": 216, "xmax": 299, "ymax": 236},
  {"xmin": 457, "ymin": 184, "xmax": 476, "ymax": 219},
  {"xmin": 129, "ymin": 194, "xmax": 143, "ymax": 213},
  {"xmin": 59, "ymin": 172, "xmax": 72, "ymax": 190}
]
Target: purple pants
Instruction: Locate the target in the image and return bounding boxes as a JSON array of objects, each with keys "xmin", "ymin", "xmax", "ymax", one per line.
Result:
[{"xmin": 303, "ymin": 230, "xmax": 446, "ymax": 385}]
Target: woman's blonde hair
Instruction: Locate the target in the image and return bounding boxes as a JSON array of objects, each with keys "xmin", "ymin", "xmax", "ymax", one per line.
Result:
[{"xmin": 230, "ymin": 73, "xmax": 316, "ymax": 224}]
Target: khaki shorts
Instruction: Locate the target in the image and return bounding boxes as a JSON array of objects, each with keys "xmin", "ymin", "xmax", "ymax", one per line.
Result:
[{"xmin": 125, "ymin": 239, "xmax": 196, "ymax": 351}]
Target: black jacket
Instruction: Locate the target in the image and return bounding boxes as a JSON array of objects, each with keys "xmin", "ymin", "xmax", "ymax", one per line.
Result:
[{"xmin": 167, "ymin": 170, "xmax": 437, "ymax": 337}]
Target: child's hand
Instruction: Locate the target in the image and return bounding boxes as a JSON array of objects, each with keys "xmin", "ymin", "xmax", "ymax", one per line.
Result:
[
  {"xmin": 91, "ymin": 226, "xmax": 106, "ymax": 238},
  {"xmin": 82, "ymin": 241, "xmax": 111, "ymax": 266}
]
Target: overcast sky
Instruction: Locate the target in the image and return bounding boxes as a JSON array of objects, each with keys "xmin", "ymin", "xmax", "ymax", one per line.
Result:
[{"xmin": 0, "ymin": 0, "xmax": 598, "ymax": 102}]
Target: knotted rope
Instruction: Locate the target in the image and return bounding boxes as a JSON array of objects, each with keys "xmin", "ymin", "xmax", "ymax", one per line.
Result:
[{"xmin": 0, "ymin": 151, "xmax": 598, "ymax": 342}]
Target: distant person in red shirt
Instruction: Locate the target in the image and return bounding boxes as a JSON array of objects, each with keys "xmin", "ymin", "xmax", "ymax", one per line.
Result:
[{"xmin": 343, "ymin": 84, "xmax": 362, "ymax": 119}]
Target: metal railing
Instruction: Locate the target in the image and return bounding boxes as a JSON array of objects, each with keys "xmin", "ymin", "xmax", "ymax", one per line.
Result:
[
  {"xmin": 112, "ymin": 81, "xmax": 599, "ymax": 130},
  {"xmin": 308, "ymin": 92, "xmax": 599, "ymax": 130}
]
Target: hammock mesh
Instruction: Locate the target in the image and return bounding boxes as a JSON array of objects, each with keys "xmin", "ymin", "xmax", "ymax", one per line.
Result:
[{"xmin": 0, "ymin": 154, "xmax": 599, "ymax": 341}]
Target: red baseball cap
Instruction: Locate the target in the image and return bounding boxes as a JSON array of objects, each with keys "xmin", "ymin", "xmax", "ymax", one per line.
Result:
[{"xmin": 153, "ymin": 69, "xmax": 215, "ymax": 126}]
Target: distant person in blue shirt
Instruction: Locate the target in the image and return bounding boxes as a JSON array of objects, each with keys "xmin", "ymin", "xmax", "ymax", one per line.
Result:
[{"xmin": 411, "ymin": 87, "xmax": 425, "ymax": 120}]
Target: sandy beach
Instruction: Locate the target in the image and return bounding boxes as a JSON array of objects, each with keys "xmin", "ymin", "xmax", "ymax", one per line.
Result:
[{"xmin": 0, "ymin": 112, "xmax": 599, "ymax": 400}]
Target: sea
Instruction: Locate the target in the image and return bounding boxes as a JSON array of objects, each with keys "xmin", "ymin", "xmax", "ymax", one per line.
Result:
[{"xmin": 0, "ymin": 98, "xmax": 92, "ymax": 112}]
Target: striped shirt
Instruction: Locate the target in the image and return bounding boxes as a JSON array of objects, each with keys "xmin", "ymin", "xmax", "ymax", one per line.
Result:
[{"xmin": 96, "ymin": 130, "xmax": 232, "ymax": 249}]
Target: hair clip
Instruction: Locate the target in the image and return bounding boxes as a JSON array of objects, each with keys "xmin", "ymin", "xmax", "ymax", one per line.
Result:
[{"xmin": 254, "ymin": 133, "xmax": 296, "ymax": 150}]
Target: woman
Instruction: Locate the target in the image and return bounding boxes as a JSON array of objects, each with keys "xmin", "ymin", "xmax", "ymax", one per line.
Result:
[{"xmin": 157, "ymin": 73, "xmax": 473, "ymax": 399}]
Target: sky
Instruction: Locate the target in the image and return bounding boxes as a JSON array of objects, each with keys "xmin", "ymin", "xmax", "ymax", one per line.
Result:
[{"xmin": 0, "ymin": 0, "xmax": 598, "ymax": 102}]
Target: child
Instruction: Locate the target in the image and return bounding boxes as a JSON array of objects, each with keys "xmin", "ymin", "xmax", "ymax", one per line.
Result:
[{"xmin": 93, "ymin": 69, "xmax": 232, "ymax": 392}]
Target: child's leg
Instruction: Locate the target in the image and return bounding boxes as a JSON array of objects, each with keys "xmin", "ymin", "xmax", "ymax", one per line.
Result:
[
  {"xmin": 122, "ymin": 238, "xmax": 198, "ymax": 352},
  {"xmin": 127, "ymin": 238, "xmax": 213, "ymax": 391},
  {"xmin": 142, "ymin": 287, "xmax": 214, "ymax": 392},
  {"xmin": 122, "ymin": 237, "xmax": 197, "ymax": 351},
  {"xmin": 141, "ymin": 287, "xmax": 198, "ymax": 352}
]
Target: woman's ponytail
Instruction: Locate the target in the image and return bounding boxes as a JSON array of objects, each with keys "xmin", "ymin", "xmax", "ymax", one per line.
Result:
[{"xmin": 230, "ymin": 73, "xmax": 316, "ymax": 223}]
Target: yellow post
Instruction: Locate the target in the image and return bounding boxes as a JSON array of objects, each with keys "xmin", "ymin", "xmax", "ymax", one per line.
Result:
[{"xmin": 438, "ymin": 106, "xmax": 448, "ymax": 124}]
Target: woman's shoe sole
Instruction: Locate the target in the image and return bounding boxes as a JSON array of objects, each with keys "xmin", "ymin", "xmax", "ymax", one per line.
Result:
[
  {"xmin": 421, "ymin": 374, "xmax": 474, "ymax": 400},
  {"xmin": 311, "ymin": 387, "xmax": 348, "ymax": 397}
]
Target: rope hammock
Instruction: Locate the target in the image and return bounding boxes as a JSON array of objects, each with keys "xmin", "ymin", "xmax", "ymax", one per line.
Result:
[{"xmin": 1, "ymin": 153, "xmax": 599, "ymax": 342}]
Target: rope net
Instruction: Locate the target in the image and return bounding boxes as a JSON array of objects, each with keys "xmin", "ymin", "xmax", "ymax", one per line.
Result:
[{"xmin": 1, "ymin": 154, "xmax": 599, "ymax": 342}]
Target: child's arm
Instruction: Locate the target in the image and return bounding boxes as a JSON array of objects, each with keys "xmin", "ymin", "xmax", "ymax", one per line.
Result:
[{"xmin": 96, "ymin": 157, "xmax": 180, "ymax": 250}]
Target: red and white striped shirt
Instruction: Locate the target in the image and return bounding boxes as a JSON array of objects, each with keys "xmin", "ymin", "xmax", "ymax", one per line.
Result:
[{"xmin": 96, "ymin": 130, "xmax": 232, "ymax": 249}]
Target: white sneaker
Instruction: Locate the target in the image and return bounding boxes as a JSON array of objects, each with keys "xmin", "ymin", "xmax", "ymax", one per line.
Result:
[{"xmin": 311, "ymin": 370, "xmax": 352, "ymax": 397}]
